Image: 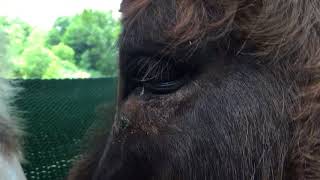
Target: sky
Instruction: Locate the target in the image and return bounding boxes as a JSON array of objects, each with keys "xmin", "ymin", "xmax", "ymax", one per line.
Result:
[{"xmin": 0, "ymin": 0, "xmax": 122, "ymax": 29}]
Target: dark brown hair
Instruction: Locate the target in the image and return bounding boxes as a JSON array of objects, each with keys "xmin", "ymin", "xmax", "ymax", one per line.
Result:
[
  {"xmin": 120, "ymin": 1, "xmax": 320, "ymax": 176},
  {"xmin": 69, "ymin": 0, "xmax": 320, "ymax": 179}
]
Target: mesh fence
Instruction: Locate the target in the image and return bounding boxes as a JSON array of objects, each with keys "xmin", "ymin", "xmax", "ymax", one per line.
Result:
[{"xmin": 15, "ymin": 78, "xmax": 117, "ymax": 180}]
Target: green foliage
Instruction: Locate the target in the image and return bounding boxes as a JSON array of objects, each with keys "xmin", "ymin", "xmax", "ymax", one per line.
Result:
[
  {"xmin": 0, "ymin": 30, "xmax": 10, "ymax": 76},
  {"xmin": 1, "ymin": 17, "xmax": 32, "ymax": 57},
  {"xmin": 46, "ymin": 17, "xmax": 71, "ymax": 46},
  {"xmin": 26, "ymin": 29, "xmax": 47, "ymax": 46},
  {"xmin": 1, "ymin": 9, "xmax": 120, "ymax": 79},
  {"xmin": 51, "ymin": 43, "xmax": 75, "ymax": 62},
  {"xmin": 43, "ymin": 59, "xmax": 90, "ymax": 79},
  {"xmin": 61, "ymin": 10, "xmax": 120, "ymax": 76},
  {"xmin": 13, "ymin": 45, "xmax": 90, "ymax": 79},
  {"xmin": 11, "ymin": 29, "xmax": 60, "ymax": 79},
  {"xmin": 0, "ymin": 17, "xmax": 9, "ymax": 27},
  {"xmin": 14, "ymin": 46, "xmax": 55, "ymax": 78}
]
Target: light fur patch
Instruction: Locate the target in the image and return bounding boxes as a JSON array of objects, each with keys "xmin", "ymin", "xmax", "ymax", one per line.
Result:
[
  {"xmin": 0, "ymin": 153, "xmax": 26, "ymax": 180},
  {"xmin": 0, "ymin": 78, "xmax": 25, "ymax": 177},
  {"xmin": 0, "ymin": 29, "xmax": 26, "ymax": 178}
]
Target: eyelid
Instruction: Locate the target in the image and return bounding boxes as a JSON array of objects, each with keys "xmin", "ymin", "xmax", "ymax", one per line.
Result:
[{"xmin": 143, "ymin": 76, "xmax": 189, "ymax": 94}]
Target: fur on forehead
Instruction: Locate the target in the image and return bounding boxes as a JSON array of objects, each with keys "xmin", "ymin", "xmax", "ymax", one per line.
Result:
[{"xmin": 120, "ymin": 0, "xmax": 320, "ymax": 63}]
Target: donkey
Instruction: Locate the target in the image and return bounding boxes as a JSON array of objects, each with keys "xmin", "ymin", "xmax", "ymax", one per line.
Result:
[{"xmin": 69, "ymin": 0, "xmax": 320, "ymax": 179}]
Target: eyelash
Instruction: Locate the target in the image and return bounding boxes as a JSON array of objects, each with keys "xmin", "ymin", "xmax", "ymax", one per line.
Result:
[
  {"xmin": 131, "ymin": 75, "xmax": 189, "ymax": 94},
  {"xmin": 126, "ymin": 57, "xmax": 190, "ymax": 94}
]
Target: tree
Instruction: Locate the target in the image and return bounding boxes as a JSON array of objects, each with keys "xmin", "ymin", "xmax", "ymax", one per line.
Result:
[
  {"xmin": 46, "ymin": 17, "xmax": 71, "ymax": 46},
  {"xmin": 14, "ymin": 44, "xmax": 90, "ymax": 79},
  {"xmin": 0, "ymin": 18, "xmax": 32, "ymax": 77},
  {"xmin": 43, "ymin": 59, "xmax": 91, "ymax": 79},
  {"xmin": 14, "ymin": 46, "xmax": 54, "ymax": 79},
  {"xmin": 2, "ymin": 10, "xmax": 121, "ymax": 79},
  {"xmin": 0, "ymin": 18, "xmax": 31, "ymax": 57},
  {"xmin": 51, "ymin": 43, "xmax": 75, "ymax": 63},
  {"xmin": 61, "ymin": 10, "xmax": 120, "ymax": 76},
  {"xmin": 0, "ymin": 30, "xmax": 10, "ymax": 76}
]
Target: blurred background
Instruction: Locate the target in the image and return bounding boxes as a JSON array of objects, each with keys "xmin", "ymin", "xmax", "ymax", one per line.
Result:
[
  {"xmin": 0, "ymin": 0, "xmax": 121, "ymax": 79},
  {"xmin": 0, "ymin": 1, "xmax": 122, "ymax": 179}
]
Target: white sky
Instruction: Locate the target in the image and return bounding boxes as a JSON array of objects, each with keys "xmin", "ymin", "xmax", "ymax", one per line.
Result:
[{"xmin": 0, "ymin": 0, "xmax": 122, "ymax": 29}]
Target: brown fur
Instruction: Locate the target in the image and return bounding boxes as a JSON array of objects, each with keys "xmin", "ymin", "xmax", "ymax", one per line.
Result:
[
  {"xmin": 69, "ymin": 0, "xmax": 320, "ymax": 179},
  {"xmin": 120, "ymin": 1, "xmax": 320, "ymax": 178}
]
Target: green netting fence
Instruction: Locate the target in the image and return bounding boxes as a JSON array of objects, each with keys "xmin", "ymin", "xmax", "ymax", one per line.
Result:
[{"xmin": 15, "ymin": 78, "xmax": 117, "ymax": 180}]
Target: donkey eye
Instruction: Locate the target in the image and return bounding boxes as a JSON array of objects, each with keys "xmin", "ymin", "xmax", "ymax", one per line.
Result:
[
  {"xmin": 126, "ymin": 56, "xmax": 194, "ymax": 94},
  {"xmin": 130, "ymin": 73, "xmax": 189, "ymax": 94},
  {"xmin": 142, "ymin": 76, "xmax": 189, "ymax": 94}
]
